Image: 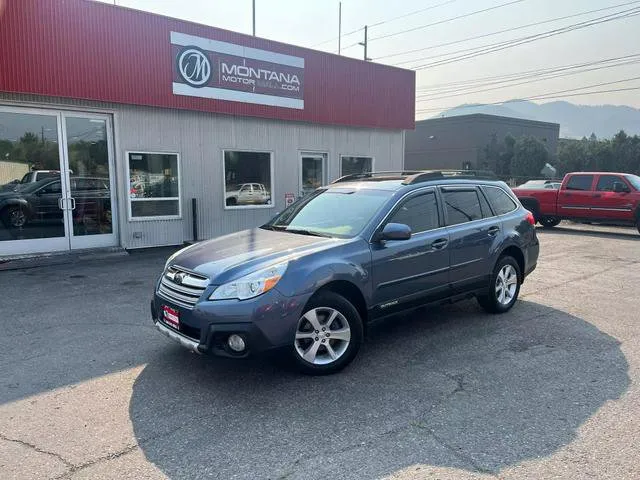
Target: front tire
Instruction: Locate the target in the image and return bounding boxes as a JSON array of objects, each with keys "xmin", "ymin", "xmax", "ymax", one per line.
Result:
[
  {"xmin": 291, "ymin": 291, "xmax": 363, "ymax": 375},
  {"xmin": 1, "ymin": 206, "xmax": 28, "ymax": 228},
  {"xmin": 539, "ymin": 216, "xmax": 561, "ymax": 228},
  {"xmin": 478, "ymin": 255, "xmax": 522, "ymax": 314}
]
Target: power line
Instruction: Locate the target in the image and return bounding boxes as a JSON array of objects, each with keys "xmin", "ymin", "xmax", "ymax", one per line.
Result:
[
  {"xmin": 415, "ymin": 53, "xmax": 640, "ymax": 91},
  {"xmin": 374, "ymin": 0, "xmax": 640, "ymax": 61},
  {"xmin": 407, "ymin": 7, "xmax": 640, "ymax": 70},
  {"xmin": 415, "ymin": 80, "xmax": 640, "ymax": 114},
  {"xmin": 309, "ymin": 0, "xmax": 457, "ymax": 49},
  {"xmin": 368, "ymin": 0, "xmax": 527, "ymax": 43},
  {"xmin": 415, "ymin": 56, "xmax": 640, "ymax": 100}
]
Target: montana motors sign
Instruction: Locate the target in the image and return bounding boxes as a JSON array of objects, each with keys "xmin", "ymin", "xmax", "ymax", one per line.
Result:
[{"xmin": 171, "ymin": 32, "xmax": 304, "ymax": 109}]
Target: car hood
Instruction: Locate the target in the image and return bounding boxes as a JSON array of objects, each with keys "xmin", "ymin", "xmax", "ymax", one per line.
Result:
[{"xmin": 168, "ymin": 228, "xmax": 339, "ymax": 282}]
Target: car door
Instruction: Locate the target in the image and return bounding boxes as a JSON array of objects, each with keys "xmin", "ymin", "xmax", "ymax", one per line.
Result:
[
  {"xmin": 441, "ymin": 186, "xmax": 500, "ymax": 293},
  {"xmin": 33, "ymin": 179, "xmax": 64, "ymax": 219},
  {"xmin": 590, "ymin": 174, "xmax": 635, "ymax": 221},
  {"xmin": 370, "ymin": 189, "xmax": 451, "ymax": 317},
  {"xmin": 557, "ymin": 174, "xmax": 595, "ymax": 218}
]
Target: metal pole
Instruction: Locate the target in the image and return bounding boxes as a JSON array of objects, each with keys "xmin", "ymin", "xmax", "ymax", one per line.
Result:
[
  {"xmin": 359, "ymin": 25, "xmax": 369, "ymax": 61},
  {"xmin": 338, "ymin": 2, "xmax": 342, "ymax": 55},
  {"xmin": 252, "ymin": 0, "xmax": 256, "ymax": 36}
]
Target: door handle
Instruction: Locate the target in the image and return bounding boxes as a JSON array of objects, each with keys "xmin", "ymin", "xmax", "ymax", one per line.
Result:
[
  {"xmin": 431, "ymin": 238, "xmax": 448, "ymax": 250},
  {"xmin": 58, "ymin": 198, "xmax": 65, "ymax": 210},
  {"xmin": 592, "ymin": 193, "xmax": 601, "ymax": 198},
  {"xmin": 69, "ymin": 198, "xmax": 76, "ymax": 210},
  {"xmin": 488, "ymin": 226, "xmax": 500, "ymax": 236}
]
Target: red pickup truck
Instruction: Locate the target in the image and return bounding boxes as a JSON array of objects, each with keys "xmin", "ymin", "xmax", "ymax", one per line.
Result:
[{"xmin": 512, "ymin": 172, "xmax": 640, "ymax": 234}]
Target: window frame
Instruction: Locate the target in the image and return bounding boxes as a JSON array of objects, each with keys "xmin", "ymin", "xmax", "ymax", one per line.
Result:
[
  {"xmin": 482, "ymin": 185, "xmax": 518, "ymax": 216},
  {"xmin": 299, "ymin": 150, "xmax": 328, "ymax": 196},
  {"xmin": 440, "ymin": 186, "xmax": 486, "ymax": 227},
  {"xmin": 222, "ymin": 148, "xmax": 276, "ymax": 211},
  {"xmin": 385, "ymin": 189, "xmax": 442, "ymax": 235},
  {"xmin": 125, "ymin": 150, "xmax": 182, "ymax": 222},
  {"xmin": 339, "ymin": 154, "xmax": 375, "ymax": 178},
  {"xmin": 565, "ymin": 174, "xmax": 595, "ymax": 192}
]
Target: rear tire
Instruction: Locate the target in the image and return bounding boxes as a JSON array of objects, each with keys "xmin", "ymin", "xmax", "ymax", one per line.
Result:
[
  {"xmin": 291, "ymin": 291, "xmax": 363, "ymax": 375},
  {"xmin": 478, "ymin": 255, "xmax": 522, "ymax": 314},
  {"xmin": 539, "ymin": 217, "xmax": 561, "ymax": 228}
]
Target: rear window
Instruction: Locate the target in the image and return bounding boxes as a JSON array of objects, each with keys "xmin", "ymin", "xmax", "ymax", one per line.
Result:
[
  {"xmin": 483, "ymin": 186, "xmax": 518, "ymax": 215},
  {"xmin": 596, "ymin": 175, "xmax": 624, "ymax": 192},
  {"xmin": 566, "ymin": 175, "xmax": 594, "ymax": 191},
  {"xmin": 442, "ymin": 190, "xmax": 483, "ymax": 226}
]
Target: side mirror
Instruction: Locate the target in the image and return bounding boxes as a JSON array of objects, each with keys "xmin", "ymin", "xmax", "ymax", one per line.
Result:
[
  {"xmin": 376, "ymin": 223, "xmax": 412, "ymax": 242},
  {"xmin": 612, "ymin": 182, "xmax": 629, "ymax": 193}
]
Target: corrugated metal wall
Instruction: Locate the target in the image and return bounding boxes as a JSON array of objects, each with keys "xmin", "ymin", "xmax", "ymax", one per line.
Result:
[{"xmin": 1, "ymin": 94, "xmax": 404, "ymax": 250}]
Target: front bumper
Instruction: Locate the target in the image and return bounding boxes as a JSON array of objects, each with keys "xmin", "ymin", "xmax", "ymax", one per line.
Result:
[{"xmin": 151, "ymin": 288, "xmax": 312, "ymax": 358}]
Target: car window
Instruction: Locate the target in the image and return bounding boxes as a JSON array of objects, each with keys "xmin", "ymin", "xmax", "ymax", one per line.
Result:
[
  {"xmin": 478, "ymin": 189, "xmax": 493, "ymax": 217},
  {"xmin": 40, "ymin": 181, "xmax": 62, "ymax": 194},
  {"xmin": 596, "ymin": 175, "xmax": 624, "ymax": 192},
  {"xmin": 483, "ymin": 186, "xmax": 518, "ymax": 215},
  {"xmin": 566, "ymin": 175, "xmax": 594, "ymax": 191},
  {"xmin": 388, "ymin": 191, "xmax": 439, "ymax": 234},
  {"xmin": 240, "ymin": 185, "xmax": 250, "ymax": 193},
  {"xmin": 442, "ymin": 189, "xmax": 483, "ymax": 226},
  {"xmin": 20, "ymin": 172, "xmax": 33, "ymax": 183},
  {"xmin": 625, "ymin": 175, "xmax": 640, "ymax": 190}
]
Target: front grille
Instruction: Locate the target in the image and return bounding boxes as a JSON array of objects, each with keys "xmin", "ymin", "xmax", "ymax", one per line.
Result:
[{"xmin": 157, "ymin": 265, "xmax": 209, "ymax": 309}]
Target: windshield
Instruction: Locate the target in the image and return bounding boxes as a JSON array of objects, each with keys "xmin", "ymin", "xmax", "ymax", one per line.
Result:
[
  {"xmin": 625, "ymin": 175, "xmax": 640, "ymax": 190},
  {"xmin": 263, "ymin": 188, "xmax": 392, "ymax": 238}
]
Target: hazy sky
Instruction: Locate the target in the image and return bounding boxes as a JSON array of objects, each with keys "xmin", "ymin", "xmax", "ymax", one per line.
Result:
[{"xmin": 96, "ymin": 0, "xmax": 640, "ymax": 117}]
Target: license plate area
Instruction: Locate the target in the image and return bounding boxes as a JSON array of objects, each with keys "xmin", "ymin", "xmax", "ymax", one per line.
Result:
[{"xmin": 162, "ymin": 305, "xmax": 180, "ymax": 330}]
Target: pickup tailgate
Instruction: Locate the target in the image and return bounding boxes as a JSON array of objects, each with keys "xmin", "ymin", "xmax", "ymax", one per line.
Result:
[{"xmin": 511, "ymin": 187, "xmax": 559, "ymax": 218}]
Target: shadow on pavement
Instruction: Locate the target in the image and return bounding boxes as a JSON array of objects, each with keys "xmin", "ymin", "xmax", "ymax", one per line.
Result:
[
  {"xmin": 538, "ymin": 224, "xmax": 639, "ymax": 241},
  {"xmin": 129, "ymin": 300, "xmax": 629, "ymax": 479}
]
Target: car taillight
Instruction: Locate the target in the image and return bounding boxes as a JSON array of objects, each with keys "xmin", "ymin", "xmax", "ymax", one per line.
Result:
[{"xmin": 525, "ymin": 211, "xmax": 535, "ymax": 225}]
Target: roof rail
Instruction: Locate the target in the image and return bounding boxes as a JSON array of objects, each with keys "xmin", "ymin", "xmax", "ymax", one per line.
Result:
[
  {"xmin": 402, "ymin": 170, "xmax": 498, "ymax": 185},
  {"xmin": 331, "ymin": 171, "xmax": 423, "ymax": 184}
]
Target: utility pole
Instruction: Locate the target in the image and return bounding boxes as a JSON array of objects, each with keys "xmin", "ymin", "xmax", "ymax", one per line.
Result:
[
  {"xmin": 359, "ymin": 25, "xmax": 370, "ymax": 61},
  {"xmin": 338, "ymin": 2, "xmax": 342, "ymax": 55},
  {"xmin": 252, "ymin": 0, "xmax": 256, "ymax": 36}
]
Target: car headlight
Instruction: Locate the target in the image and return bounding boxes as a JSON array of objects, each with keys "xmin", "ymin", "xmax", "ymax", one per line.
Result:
[{"xmin": 209, "ymin": 262, "xmax": 288, "ymax": 301}]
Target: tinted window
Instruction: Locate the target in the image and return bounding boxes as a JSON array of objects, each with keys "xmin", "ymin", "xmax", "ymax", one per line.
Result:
[
  {"xmin": 40, "ymin": 181, "xmax": 61, "ymax": 194},
  {"xmin": 483, "ymin": 186, "xmax": 518, "ymax": 215},
  {"xmin": 478, "ymin": 190, "xmax": 493, "ymax": 217},
  {"xmin": 566, "ymin": 175, "xmax": 594, "ymax": 191},
  {"xmin": 596, "ymin": 175, "xmax": 624, "ymax": 192},
  {"xmin": 442, "ymin": 190, "xmax": 483, "ymax": 226},
  {"xmin": 388, "ymin": 192, "xmax": 439, "ymax": 233}
]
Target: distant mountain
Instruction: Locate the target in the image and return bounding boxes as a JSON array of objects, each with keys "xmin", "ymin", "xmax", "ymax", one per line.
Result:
[{"xmin": 435, "ymin": 101, "xmax": 640, "ymax": 139}]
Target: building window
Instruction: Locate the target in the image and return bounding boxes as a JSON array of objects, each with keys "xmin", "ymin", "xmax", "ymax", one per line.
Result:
[
  {"xmin": 300, "ymin": 152, "xmax": 327, "ymax": 197},
  {"xmin": 127, "ymin": 152, "xmax": 181, "ymax": 219},
  {"xmin": 340, "ymin": 155, "xmax": 373, "ymax": 176},
  {"xmin": 223, "ymin": 150, "xmax": 273, "ymax": 208}
]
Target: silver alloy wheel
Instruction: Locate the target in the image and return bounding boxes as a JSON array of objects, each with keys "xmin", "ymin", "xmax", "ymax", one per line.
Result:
[
  {"xmin": 495, "ymin": 264, "xmax": 518, "ymax": 306},
  {"xmin": 9, "ymin": 208, "xmax": 27, "ymax": 228},
  {"xmin": 294, "ymin": 307, "xmax": 351, "ymax": 365}
]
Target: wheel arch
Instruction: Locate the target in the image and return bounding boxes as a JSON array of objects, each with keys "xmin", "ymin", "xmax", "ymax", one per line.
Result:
[
  {"xmin": 312, "ymin": 280, "xmax": 369, "ymax": 326},
  {"xmin": 497, "ymin": 245, "xmax": 525, "ymax": 282}
]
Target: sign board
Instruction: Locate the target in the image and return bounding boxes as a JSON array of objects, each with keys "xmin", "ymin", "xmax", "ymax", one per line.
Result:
[
  {"xmin": 171, "ymin": 32, "xmax": 305, "ymax": 109},
  {"xmin": 285, "ymin": 193, "xmax": 296, "ymax": 208}
]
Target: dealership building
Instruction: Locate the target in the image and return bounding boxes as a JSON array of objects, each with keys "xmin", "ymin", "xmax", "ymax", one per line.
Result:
[{"xmin": 0, "ymin": 0, "xmax": 414, "ymax": 257}]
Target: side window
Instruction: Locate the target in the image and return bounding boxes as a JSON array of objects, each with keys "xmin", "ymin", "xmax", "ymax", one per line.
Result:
[
  {"xmin": 596, "ymin": 175, "xmax": 623, "ymax": 192},
  {"xmin": 40, "ymin": 181, "xmax": 62, "ymax": 194},
  {"xmin": 483, "ymin": 186, "xmax": 518, "ymax": 215},
  {"xmin": 442, "ymin": 190, "xmax": 483, "ymax": 226},
  {"xmin": 566, "ymin": 175, "xmax": 594, "ymax": 191},
  {"xmin": 478, "ymin": 189, "xmax": 493, "ymax": 218},
  {"xmin": 388, "ymin": 192, "xmax": 439, "ymax": 234}
]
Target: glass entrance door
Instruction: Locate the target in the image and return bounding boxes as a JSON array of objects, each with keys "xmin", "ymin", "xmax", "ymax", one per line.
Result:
[
  {"xmin": 299, "ymin": 152, "xmax": 327, "ymax": 198},
  {"xmin": 0, "ymin": 108, "xmax": 70, "ymax": 256},
  {"xmin": 63, "ymin": 114, "xmax": 117, "ymax": 250},
  {"xmin": 0, "ymin": 107, "xmax": 117, "ymax": 256}
]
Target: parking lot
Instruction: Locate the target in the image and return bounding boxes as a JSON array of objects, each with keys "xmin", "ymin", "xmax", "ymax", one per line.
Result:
[{"xmin": 1, "ymin": 223, "xmax": 639, "ymax": 480}]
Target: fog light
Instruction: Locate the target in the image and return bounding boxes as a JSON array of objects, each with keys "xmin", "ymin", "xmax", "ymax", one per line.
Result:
[{"xmin": 227, "ymin": 334, "xmax": 246, "ymax": 352}]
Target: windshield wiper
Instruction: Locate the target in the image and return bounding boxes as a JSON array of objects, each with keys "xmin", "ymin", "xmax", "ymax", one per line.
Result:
[{"xmin": 268, "ymin": 225, "xmax": 332, "ymax": 237}]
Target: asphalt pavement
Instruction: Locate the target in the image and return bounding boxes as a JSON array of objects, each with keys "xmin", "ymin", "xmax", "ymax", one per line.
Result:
[{"xmin": 0, "ymin": 224, "xmax": 639, "ymax": 480}]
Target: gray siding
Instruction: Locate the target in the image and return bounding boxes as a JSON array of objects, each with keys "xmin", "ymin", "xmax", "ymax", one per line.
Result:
[
  {"xmin": 1, "ymin": 94, "xmax": 403, "ymax": 249},
  {"xmin": 405, "ymin": 114, "xmax": 560, "ymax": 171}
]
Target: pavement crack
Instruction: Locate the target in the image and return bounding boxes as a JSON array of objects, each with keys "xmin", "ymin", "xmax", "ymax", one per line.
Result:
[
  {"xmin": 426, "ymin": 430, "xmax": 499, "ymax": 477},
  {"xmin": 52, "ymin": 444, "xmax": 139, "ymax": 479},
  {"xmin": 0, "ymin": 432, "xmax": 74, "ymax": 469}
]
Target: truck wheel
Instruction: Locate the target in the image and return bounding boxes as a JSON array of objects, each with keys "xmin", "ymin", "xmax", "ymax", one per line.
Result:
[
  {"xmin": 539, "ymin": 217, "xmax": 561, "ymax": 228},
  {"xmin": 1, "ymin": 206, "xmax": 28, "ymax": 228}
]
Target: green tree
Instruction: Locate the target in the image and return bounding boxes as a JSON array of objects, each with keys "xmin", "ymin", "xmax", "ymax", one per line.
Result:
[
  {"xmin": 511, "ymin": 136, "xmax": 550, "ymax": 178},
  {"xmin": 498, "ymin": 133, "xmax": 516, "ymax": 176}
]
